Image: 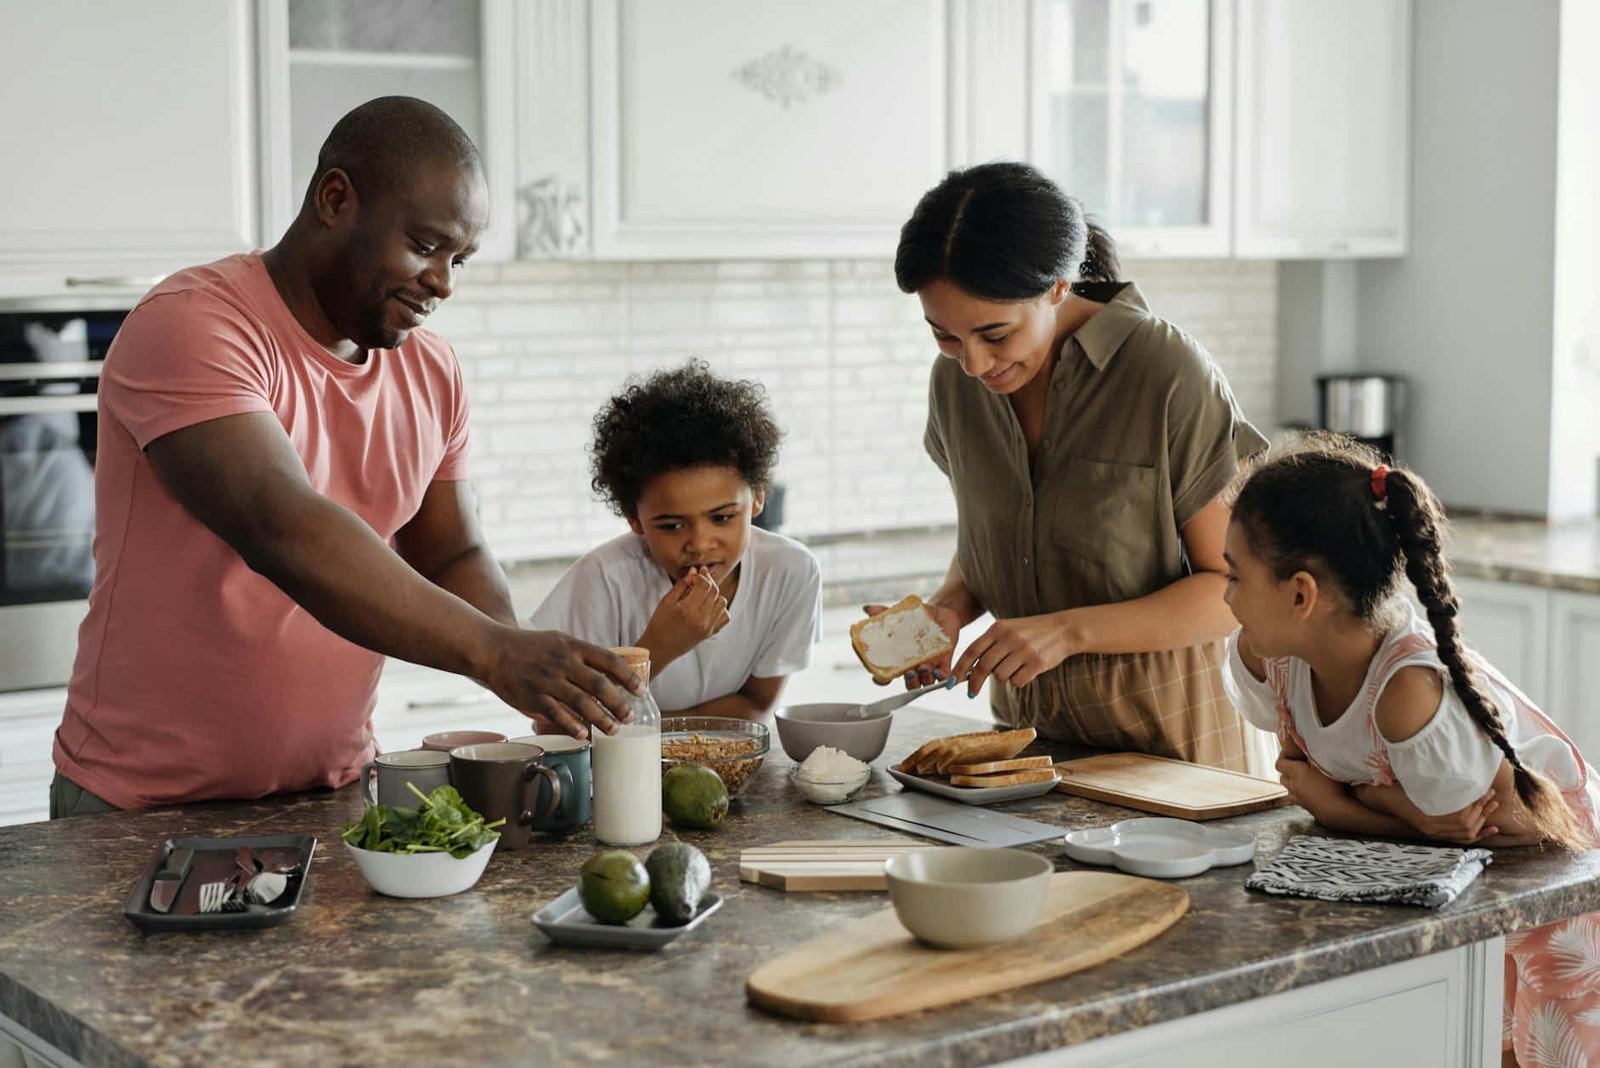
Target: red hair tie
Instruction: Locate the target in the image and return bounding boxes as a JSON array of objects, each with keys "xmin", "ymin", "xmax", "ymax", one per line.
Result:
[{"xmin": 1371, "ymin": 465, "xmax": 1389, "ymax": 510}]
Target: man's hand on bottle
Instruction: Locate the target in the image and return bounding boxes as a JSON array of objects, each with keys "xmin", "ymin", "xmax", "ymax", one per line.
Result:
[{"xmin": 483, "ymin": 629, "xmax": 643, "ymax": 740}]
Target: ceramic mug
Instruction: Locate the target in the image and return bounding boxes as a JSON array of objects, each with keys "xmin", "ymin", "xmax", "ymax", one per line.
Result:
[
  {"xmin": 448, "ymin": 742, "xmax": 562, "ymax": 851},
  {"xmin": 362, "ymin": 749, "xmax": 452, "ymax": 808},
  {"xmin": 510, "ymin": 734, "xmax": 592, "ymax": 834},
  {"xmin": 421, "ymin": 729, "xmax": 506, "ymax": 753}
]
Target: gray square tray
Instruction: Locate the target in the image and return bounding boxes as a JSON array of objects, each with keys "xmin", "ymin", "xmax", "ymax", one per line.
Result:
[
  {"xmin": 532, "ymin": 887, "xmax": 723, "ymax": 949},
  {"xmin": 123, "ymin": 834, "xmax": 316, "ymax": 933}
]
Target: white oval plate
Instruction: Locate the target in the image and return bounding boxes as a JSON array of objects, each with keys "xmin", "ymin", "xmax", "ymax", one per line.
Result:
[{"xmin": 1061, "ymin": 817, "xmax": 1256, "ymax": 879}]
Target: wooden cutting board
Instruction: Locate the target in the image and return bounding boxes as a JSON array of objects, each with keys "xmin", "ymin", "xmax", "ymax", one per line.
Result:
[
  {"xmin": 1053, "ymin": 751, "xmax": 1287, "ymax": 820},
  {"xmin": 747, "ymin": 871, "xmax": 1188, "ymax": 1022},
  {"xmin": 739, "ymin": 840, "xmax": 928, "ymax": 892}
]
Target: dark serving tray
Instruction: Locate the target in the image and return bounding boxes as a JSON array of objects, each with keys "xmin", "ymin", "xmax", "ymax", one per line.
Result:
[{"xmin": 123, "ymin": 834, "xmax": 317, "ymax": 933}]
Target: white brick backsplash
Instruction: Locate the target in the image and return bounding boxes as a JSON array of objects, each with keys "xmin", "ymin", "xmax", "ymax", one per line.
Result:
[{"xmin": 436, "ymin": 258, "xmax": 1277, "ymax": 561}]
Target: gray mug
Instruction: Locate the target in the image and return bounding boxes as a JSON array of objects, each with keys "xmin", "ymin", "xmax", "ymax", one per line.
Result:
[
  {"xmin": 362, "ymin": 749, "xmax": 452, "ymax": 808},
  {"xmin": 512, "ymin": 734, "xmax": 592, "ymax": 834}
]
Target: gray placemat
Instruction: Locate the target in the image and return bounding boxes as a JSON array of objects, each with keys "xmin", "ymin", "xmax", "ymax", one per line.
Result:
[{"xmin": 1246, "ymin": 835, "xmax": 1492, "ymax": 908}]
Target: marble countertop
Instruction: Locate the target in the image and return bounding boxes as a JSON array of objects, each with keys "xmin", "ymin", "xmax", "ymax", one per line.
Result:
[
  {"xmin": 501, "ymin": 516, "xmax": 1600, "ymax": 617},
  {"xmin": 5, "ymin": 710, "xmax": 1600, "ymax": 1068},
  {"xmin": 1447, "ymin": 516, "xmax": 1600, "ymax": 596},
  {"xmin": 502, "ymin": 527, "xmax": 958, "ymax": 614}
]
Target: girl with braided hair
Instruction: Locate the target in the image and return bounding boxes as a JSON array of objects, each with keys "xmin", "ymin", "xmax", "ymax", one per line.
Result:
[{"xmin": 1221, "ymin": 432, "xmax": 1600, "ymax": 1065}]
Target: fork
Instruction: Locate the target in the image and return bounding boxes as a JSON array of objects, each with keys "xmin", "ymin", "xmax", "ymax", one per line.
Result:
[
  {"xmin": 197, "ymin": 876, "xmax": 247, "ymax": 914},
  {"xmin": 197, "ymin": 880, "xmax": 229, "ymax": 914}
]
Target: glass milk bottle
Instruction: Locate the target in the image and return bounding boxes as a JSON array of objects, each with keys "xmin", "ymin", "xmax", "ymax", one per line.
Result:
[{"xmin": 591, "ymin": 646, "xmax": 662, "ymax": 846}]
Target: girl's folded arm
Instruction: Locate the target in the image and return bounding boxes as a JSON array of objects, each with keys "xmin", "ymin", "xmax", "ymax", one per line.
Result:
[
  {"xmin": 1371, "ymin": 666, "xmax": 1543, "ymax": 844},
  {"xmin": 673, "ymin": 674, "xmax": 786, "ymax": 722}
]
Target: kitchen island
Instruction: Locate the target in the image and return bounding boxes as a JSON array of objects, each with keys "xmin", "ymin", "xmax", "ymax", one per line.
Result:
[{"xmin": 3, "ymin": 709, "xmax": 1598, "ymax": 1068}]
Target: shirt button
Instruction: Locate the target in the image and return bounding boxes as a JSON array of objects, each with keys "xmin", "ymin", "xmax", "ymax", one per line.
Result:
[
  {"xmin": 1022, "ymin": 556, "xmax": 1031, "ymax": 567},
  {"xmin": 1040, "ymin": 439, "xmax": 1050, "ymax": 449}
]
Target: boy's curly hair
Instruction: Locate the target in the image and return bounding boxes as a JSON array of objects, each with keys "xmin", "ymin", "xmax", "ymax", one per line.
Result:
[{"xmin": 590, "ymin": 359, "xmax": 782, "ymax": 518}]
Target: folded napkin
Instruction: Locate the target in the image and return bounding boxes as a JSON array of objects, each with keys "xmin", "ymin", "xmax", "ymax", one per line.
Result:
[{"xmin": 1246, "ymin": 835, "xmax": 1493, "ymax": 908}]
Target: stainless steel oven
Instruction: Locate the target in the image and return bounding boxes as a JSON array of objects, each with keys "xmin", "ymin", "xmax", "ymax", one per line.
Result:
[{"xmin": 0, "ymin": 310, "xmax": 125, "ymax": 692}]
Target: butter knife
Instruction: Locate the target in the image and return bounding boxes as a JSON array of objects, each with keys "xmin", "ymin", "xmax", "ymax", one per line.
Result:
[
  {"xmin": 148, "ymin": 846, "xmax": 194, "ymax": 913},
  {"xmin": 850, "ymin": 676, "xmax": 959, "ymax": 719}
]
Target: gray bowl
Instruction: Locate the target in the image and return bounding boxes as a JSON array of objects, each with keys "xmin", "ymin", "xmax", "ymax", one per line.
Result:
[{"xmin": 772, "ymin": 702, "xmax": 893, "ymax": 763}]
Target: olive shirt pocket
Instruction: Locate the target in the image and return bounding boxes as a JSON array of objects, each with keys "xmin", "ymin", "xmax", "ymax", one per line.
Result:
[{"xmin": 1050, "ymin": 457, "xmax": 1166, "ymax": 602}]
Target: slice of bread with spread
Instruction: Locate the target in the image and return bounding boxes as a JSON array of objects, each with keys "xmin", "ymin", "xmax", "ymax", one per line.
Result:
[
  {"xmin": 948, "ymin": 767, "xmax": 1058, "ymax": 788},
  {"xmin": 849, "ymin": 596, "xmax": 955, "ymax": 685}
]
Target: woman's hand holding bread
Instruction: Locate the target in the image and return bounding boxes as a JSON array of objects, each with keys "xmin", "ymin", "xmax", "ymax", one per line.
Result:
[{"xmin": 856, "ymin": 596, "xmax": 962, "ymax": 687}]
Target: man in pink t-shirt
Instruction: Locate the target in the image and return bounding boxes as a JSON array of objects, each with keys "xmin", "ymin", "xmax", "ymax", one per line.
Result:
[{"xmin": 52, "ymin": 98, "xmax": 640, "ymax": 815}]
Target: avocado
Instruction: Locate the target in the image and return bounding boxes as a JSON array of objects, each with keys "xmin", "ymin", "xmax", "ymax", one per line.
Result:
[
  {"xmin": 645, "ymin": 842, "xmax": 712, "ymax": 926},
  {"xmin": 578, "ymin": 850, "xmax": 650, "ymax": 925},
  {"xmin": 662, "ymin": 763, "xmax": 729, "ymax": 830}
]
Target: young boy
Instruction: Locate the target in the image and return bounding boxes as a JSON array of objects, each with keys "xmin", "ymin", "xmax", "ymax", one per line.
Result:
[{"xmin": 531, "ymin": 361, "xmax": 821, "ymax": 719}]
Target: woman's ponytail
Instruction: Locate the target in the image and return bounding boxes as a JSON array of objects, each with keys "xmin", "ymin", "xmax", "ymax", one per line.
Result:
[{"xmin": 1078, "ymin": 218, "xmax": 1121, "ymax": 284}]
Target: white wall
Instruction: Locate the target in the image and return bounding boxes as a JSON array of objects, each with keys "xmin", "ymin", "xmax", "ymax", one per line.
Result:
[
  {"xmin": 1547, "ymin": 0, "xmax": 1600, "ymax": 520},
  {"xmin": 424, "ymin": 257, "xmax": 1279, "ymax": 562},
  {"xmin": 1276, "ymin": 260, "xmax": 1359, "ymax": 427},
  {"xmin": 1352, "ymin": 0, "xmax": 1561, "ymax": 515}
]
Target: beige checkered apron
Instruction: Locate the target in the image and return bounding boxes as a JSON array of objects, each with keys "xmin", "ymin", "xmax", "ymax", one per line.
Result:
[{"xmin": 990, "ymin": 640, "xmax": 1251, "ymax": 771}]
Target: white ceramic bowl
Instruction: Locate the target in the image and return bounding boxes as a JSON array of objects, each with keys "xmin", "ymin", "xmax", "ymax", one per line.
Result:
[
  {"xmin": 345, "ymin": 838, "xmax": 497, "ymax": 898},
  {"xmin": 772, "ymin": 703, "xmax": 893, "ymax": 763},
  {"xmin": 789, "ymin": 766, "xmax": 872, "ymax": 805},
  {"xmin": 885, "ymin": 847, "xmax": 1053, "ymax": 949}
]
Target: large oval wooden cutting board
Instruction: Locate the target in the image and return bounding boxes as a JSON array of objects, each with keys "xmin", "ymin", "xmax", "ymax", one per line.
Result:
[{"xmin": 746, "ymin": 872, "xmax": 1188, "ymax": 1023}]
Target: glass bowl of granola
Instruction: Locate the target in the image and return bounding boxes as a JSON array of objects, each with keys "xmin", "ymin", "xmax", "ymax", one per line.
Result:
[{"xmin": 660, "ymin": 717, "xmax": 770, "ymax": 799}]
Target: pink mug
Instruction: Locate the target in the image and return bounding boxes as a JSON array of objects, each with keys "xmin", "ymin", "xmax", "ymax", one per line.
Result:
[{"xmin": 421, "ymin": 729, "xmax": 506, "ymax": 753}]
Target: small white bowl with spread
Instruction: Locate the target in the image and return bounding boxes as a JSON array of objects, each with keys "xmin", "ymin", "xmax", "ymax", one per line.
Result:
[{"xmin": 790, "ymin": 745, "xmax": 872, "ymax": 804}]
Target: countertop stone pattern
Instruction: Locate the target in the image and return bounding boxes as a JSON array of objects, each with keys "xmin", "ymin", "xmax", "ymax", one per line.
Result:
[
  {"xmin": 6, "ymin": 710, "xmax": 1600, "ymax": 1068},
  {"xmin": 1447, "ymin": 516, "xmax": 1600, "ymax": 596},
  {"xmin": 499, "ymin": 517, "xmax": 1600, "ymax": 618}
]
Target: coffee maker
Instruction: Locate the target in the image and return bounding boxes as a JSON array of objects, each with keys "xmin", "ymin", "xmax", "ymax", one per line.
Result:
[{"xmin": 1316, "ymin": 374, "xmax": 1407, "ymax": 462}]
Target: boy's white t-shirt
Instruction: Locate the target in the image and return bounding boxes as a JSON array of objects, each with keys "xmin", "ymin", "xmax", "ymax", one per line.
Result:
[{"xmin": 529, "ymin": 527, "xmax": 822, "ymax": 712}]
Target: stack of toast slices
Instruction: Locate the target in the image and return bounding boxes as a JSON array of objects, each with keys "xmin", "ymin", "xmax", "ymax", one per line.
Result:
[{"xmin": 895, "ymin": 728, "xmax": 1055, "ymax": 789}]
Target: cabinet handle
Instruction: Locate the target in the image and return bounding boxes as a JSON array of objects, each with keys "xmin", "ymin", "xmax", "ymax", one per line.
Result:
[{"xmin": 64, "ymin": 275, "xmax": 164, "ymax": 289}]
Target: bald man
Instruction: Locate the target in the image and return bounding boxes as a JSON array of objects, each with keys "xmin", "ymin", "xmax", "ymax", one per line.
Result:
[{"xmin": 49, "ymin": 97, "xmax": 640, "ymax": 817}]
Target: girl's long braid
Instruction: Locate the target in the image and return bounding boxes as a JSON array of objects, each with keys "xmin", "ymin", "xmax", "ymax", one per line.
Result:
[{"xmin": 1385, "ymin": 470, "xmax": 1588, "ymax": 852}]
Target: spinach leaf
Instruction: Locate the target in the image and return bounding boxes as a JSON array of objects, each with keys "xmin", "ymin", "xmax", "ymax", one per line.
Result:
[{"xmin": 340, "ymin": 782, "xmax": 503, "ymax": 859}]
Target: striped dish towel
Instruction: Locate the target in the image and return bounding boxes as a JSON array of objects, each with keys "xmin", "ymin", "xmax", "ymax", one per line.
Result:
[{"xmin": 1246, "ymin": 835, "xmax": 1493, "ymax": 908}]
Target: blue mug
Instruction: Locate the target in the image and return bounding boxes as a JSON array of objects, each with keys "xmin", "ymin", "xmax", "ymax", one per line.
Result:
[{"xmin": 512, "ymin": 735, "xmax": 591, "ymax": 833}]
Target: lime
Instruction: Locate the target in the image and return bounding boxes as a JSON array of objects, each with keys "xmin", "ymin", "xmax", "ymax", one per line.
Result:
[
  {"xmin": 578, "ymin": 849, "xmax": 650, "ymax": 925},
  {"xmin": 662, "ymin": 763, "xmax": 729, "ymax": 830}
]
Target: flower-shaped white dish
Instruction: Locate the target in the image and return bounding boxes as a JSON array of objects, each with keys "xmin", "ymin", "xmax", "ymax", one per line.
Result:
[{"xmin": 1061, "ymin": 817, "xmax": 1256, "ymax": 879}]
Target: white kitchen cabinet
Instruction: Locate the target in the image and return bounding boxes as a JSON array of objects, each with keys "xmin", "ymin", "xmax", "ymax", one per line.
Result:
[
  {"xmin": 1005, "ymin": 938, "xmax": 1500, "ymax": 1067},
  {"xmin": 1234, "ymin": 0, "xmax": 1411, "ymax": 258},
  {"xmin": 1453, "ymin": 576, "xmax": 1551, "ymax": 708},
  {"xmin": 0, "ymin": 1, "xmax": 257, "ymax": 300},
  {"xmin": 1549, "ymin": 590, "xmax": 1600, "ymax": 759},
  {"xmin": 256, "ymin": 0, "xmax": 517, "ymax": 261},
  {"xmin": 0, "ymin": 688, "xmax": 67, "ymax": 827},
  {"xmin": 518, "ymin": 0, "xmax": 950, "ymax": 260},
  {"xmin": 1026, "ymin": 0, "xmax": 1235, "ymax": 258}
]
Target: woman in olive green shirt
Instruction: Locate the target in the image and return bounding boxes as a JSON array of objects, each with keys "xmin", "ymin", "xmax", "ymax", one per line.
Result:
[{"xmin": 884, "ymin": 162, "xmax": 1268, "ymax": 771}]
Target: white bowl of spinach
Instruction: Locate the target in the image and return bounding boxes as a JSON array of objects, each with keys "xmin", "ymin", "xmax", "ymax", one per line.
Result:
[{"xmin": 341, "ymin": 783, "xmax": 502, "ymax": 898}]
